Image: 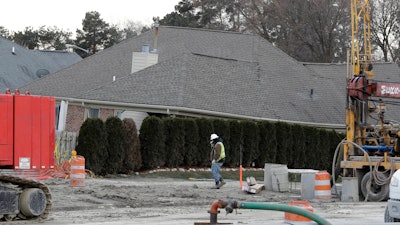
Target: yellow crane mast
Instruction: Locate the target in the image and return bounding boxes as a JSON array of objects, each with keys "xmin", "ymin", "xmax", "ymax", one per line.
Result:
[{"xmin": 350, "ymin": 0, "xmax": 374, "ymax": 79}]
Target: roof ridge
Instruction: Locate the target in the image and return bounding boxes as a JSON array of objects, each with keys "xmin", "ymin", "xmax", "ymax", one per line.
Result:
[
  {"xmin": 159, "ymin": 25, "xmax": 257, "ymax": 37},
  {"xmin": 191, "ymin": 52, "xmax": 260, "ymax": 64}
]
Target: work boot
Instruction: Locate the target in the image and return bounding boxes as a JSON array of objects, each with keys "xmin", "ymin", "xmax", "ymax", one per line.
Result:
[
  {"xmin": 211, "ymin": 181, "xmax": 220, "ymax": 189},
  {"xmin": 218, "ymin": 179, "xmax": 226, "ymax": 188}
]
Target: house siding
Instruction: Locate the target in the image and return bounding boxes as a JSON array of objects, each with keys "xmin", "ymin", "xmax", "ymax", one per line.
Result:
[
  {"xmin": 100, "ymin": 108, "xmax": 115, "ymax": 121},
  {"xmin": 121, "ymin": 111, "xmax": 149, "ymax": 133},
  {"xmin": 66, "ymin": 105, "xmax": 85, "ymax": 132},
  {"xmin": 65, "ymin": 105, "xmax": 115, "ymax": 132}
]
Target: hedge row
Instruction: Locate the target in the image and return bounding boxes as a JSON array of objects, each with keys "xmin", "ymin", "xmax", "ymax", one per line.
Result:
[
  {"xmin": 76, "ymin": 116, "xmax": 344, "ymax": 175},
  {"xmin": 76, "ymin": 117, "xmax": 141, "ymax": 175},
  {"xmin": 139, "ymin": 116, "xmax": 345, "ymax": 172}
]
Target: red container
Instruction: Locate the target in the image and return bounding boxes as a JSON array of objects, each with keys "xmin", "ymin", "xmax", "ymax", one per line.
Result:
[
  {"xmin": 0, "ymin": 94, "xmax": 14, "ymax": 166},
  {"xmin": 40, "ymin": 96, "xmax": 55, "ymax": 169},
  {"xmin": 13, "ymin": 94, "xmax": 55, "ymax": 170}
]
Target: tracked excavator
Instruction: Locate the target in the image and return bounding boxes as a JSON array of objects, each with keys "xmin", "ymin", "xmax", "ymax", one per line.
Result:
[
  {"xmin": 340, "ymin": 0, "xmax": 400, "ymax": 201},
  {"xmin": 0, "ymin": 90, "xmax": 54, "ymax": 221}
]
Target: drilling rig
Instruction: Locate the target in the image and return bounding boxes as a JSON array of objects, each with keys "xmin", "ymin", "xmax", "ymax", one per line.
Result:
[{"xmin": 340, "ymin": 0, "xmax": 400, "ymax": 201}]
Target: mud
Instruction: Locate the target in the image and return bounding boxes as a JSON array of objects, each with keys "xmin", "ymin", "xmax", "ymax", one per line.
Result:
[{"xmin": 7, "ymin": 172, "xmax": 387, "ymax": 225}]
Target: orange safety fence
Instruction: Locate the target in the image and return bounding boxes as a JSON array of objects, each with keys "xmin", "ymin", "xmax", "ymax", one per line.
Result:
[{"xmin": 37, "ymin": 159, "xmax": 94, "ymax": 180}]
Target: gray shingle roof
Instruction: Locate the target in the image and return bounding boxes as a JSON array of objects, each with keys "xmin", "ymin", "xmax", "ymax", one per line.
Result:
[
  {"xmin": 304, "ymin": 62, "xmax": 400, "ymax": 123},
  {"xmin": 0, "ymin": 37, "xmax": 81, "ymax": 93},
  {"xmin": 20, "ymin": 26, "xmax": 400, "ymax": 125}
]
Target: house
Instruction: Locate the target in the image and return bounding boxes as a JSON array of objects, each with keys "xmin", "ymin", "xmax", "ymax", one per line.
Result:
[
  {"xmin": 20, "ymin": 26, "xmax": 400, "ymax": 133},
  {"xmin": 0, "ymin": 37, "xmax": 81, "ymax": 93}
]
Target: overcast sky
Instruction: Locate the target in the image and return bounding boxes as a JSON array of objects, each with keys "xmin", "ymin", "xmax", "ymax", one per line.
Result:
[{"xmin": 0, "ymin": 0, "xmax": 179, "ymax": 33}]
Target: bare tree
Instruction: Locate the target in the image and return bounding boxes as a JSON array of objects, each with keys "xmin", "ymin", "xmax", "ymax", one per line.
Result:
[
  {"xmin": 116, "ymin": 20, "xmax": 149, "ymax": 40},
  {"xmin": 236, "ymin": 0, "xmax": 350, "ymax": 63},
  {"xmin": 371, "ymin": 0, "xmax": 400, "ymax": 62},
  {"xmin": 236, "ymin": 0, "xmax": 274, "ymax": 40}
]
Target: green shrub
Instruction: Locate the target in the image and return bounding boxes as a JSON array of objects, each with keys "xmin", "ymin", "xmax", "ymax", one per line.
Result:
[
  {"xmin": 275, "ymin": 122, "xmax": 291, "ymax": 165},
  {"xmin": 139, "ymin": 116, "xmax": 165, "ymax": 169},
  {"xmin": 303, "ymin": 126, "xmax": 319, "ymax": 168},
  {"xmin": 290, "ymin": 124, "xmax": 306, "ymax": 168},
  {"xmin": 241, "ymin": 120, "xmax": 259, "ymax": 166},
  {"xmin": 317, "ymin": 129, "xmax": 331, "ymax": 170},
  {"xmin": 163, "ymin": 117, "xmax": 185, "ymax": 167},
  {"xmin": 76, "ymin": 118, "xmax": 108, "ymax": 175},
  {"xmin": 104, "ymin": 117, "xmax": 125, "ymax": 174},
  {"xmin": 183, "ymin": 118, "xmax": 200, "ymax": 166},
  {"xmin": 228, "ymin": 120, "xmax": 242, "ymax": 166},
  {"xmin": 195, "ymin": 118, "xmax": 214, "ymax": 166},
  {"xmin": 256, "ymin": 121, "xmax": 277, "ymax": 167},
  {"xmin": 122, "ymin": 118, "xmax": 142, "ymax": 172}
]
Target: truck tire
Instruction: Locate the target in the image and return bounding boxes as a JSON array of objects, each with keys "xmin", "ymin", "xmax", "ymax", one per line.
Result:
[
  {"xmin": 385, "ymin": 205, "xmax": 400, "ymax": 222},
  {"xmin": 361, "ymin": 171, "xmax": 389, "ymax": 202}
]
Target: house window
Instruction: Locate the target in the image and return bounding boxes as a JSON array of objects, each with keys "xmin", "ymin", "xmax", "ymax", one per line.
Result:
[
  {"xmin": 88, "ymin": 108, "xmax": 99, "ymax": 118},
  {"xmin": 115, "ymin": 110, "xmax": 123, "ymax": 119},
  {"xmin": 55, "ymin": 103, "xmax": 60, "ymax": 129}
]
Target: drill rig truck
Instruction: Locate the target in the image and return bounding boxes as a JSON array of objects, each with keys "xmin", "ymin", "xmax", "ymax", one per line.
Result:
[
  {"xmin": 0, "ymin": 90, "xmax": 54, "ymax": 221},
  {"xmin": 340, "ymin": 0, "xmax": 400, "ymax": 202}
]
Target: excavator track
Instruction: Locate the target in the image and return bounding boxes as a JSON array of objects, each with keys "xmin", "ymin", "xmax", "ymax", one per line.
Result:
[{"xmin": 0, "ymin": 174, "xmax": 52, "ymax": 221}]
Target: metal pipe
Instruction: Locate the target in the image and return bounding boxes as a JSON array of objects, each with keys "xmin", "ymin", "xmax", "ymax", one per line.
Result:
[
  {"xmin": 208, "ymin": 200, "xmax": 220, "ymax": 223},
  {"xmin": 208, "ymin": 199, "xmax": 238, "ymax": 223}
]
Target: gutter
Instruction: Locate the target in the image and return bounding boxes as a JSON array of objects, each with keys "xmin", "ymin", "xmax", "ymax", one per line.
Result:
[{"xmin": 57, "ymin": 97, "xmax": 346, "ymax": 131}]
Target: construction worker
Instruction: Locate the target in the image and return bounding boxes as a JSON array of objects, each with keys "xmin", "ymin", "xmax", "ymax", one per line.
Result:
[{"xmin": 210, "ymin": 133, "xmax": 226, "ymax": 189}]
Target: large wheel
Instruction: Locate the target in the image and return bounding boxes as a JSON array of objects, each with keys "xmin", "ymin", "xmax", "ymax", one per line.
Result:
[
  {"xmin": 19, "ymin": 188, "xmax": 47, "ymax": 217},
  {"xmin": 361, "ymin": 171, "xmax": 389, "ymax": 202},
  {"xmin": 385, "ymin": 205, "xmax": 400, "ymax": 222}
]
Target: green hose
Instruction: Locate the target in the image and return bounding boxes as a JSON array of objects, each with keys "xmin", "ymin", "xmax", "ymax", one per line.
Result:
[{"xmin": 239, "ymin": 202, "xmax": 332, "ymax": 225}]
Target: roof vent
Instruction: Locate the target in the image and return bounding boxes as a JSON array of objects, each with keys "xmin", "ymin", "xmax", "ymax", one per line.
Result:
[
  {"xmin": 142, "ymin": 44, "xmax": 150, "ymax": 53},
  {"xmin": 36, "ymin": 69, "xmax": 50, "ymax": 78},
  {"xmin": 11, "ymin": 46, "xmax": 16, "ymax": 55}
]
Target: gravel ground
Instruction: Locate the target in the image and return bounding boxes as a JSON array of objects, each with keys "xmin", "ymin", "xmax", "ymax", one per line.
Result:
[{"xmin": 5, "ymin": 172, "xmax": 389, "ymax": 225}]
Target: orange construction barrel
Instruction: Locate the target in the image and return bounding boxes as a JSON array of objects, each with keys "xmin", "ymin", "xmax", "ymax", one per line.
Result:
[
  {"xmin": 70, "ymin": 155, "xmax": 85, "ymax": 187},
  {"xmin": 315, "ymin": 170, "xmax": 331, "ymax": 199},
  {"xmin": 284, "ymin": 200, "xmax": 314, "ymax": 222}
]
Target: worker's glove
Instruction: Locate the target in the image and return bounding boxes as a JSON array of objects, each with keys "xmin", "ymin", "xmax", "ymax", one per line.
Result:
[{"xmin": 212, "ymin": 159, "xmax": 216, "ymax": 164}]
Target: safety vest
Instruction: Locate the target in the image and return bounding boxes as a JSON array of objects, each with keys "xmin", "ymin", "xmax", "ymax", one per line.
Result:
[{"xmin": 216, "ymin": 142, "xmax": 225, "ymax": 162}]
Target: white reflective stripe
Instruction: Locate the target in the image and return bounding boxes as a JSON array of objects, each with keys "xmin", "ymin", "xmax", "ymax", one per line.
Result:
[
  {"xmin": 315, "ymin": 180, "xmax": 330, "ymax": 185},
  {"xmin": 315, "ymin": 190, "xmax": 331, "ymax": 195},
  {"xmin": 70, "ymin": 174, "xmax": 85, "ymax": 179},
  {"xmin": 71, "ymin": 166, "xmax": 85, "ymax": 169}
]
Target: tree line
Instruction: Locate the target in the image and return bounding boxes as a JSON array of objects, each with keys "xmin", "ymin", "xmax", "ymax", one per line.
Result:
[
  {"xmin": 0, "ymin": 11, "xmax": 150, "ymax": 58},
  {"xmin": 1, "ymin": 0, "xmax": 399, "ymax": 62},
  {"xmin": 76, "ymin": 116, "xmax": 345, "ymax": 175},
  {"xmin": 159, "ymin": 0, "xmax": 399, "ymax": 63}
]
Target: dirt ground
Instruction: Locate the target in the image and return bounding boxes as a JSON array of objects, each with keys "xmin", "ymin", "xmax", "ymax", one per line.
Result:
[{"xmin": 8, "ymin": 169, "xmax": 389, "ymax": 225}]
